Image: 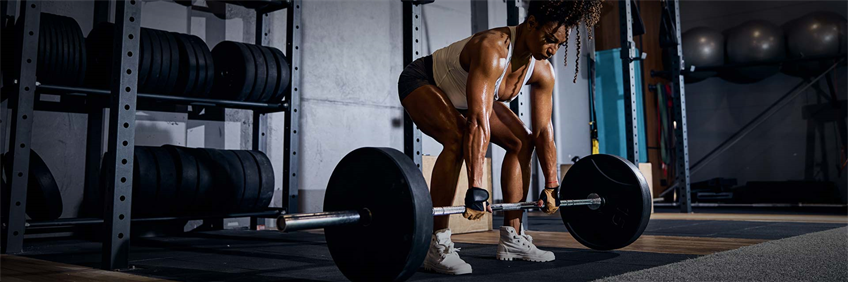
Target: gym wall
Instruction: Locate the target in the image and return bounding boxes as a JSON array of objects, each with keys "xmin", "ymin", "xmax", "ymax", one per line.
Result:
[{"xmin": 679, "ymin": 1, "xmax": 848, "ymax": 203}]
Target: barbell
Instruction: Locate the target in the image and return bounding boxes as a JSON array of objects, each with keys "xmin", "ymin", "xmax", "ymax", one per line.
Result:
[{"xmin": 276, "ymin": 147, "xmax": 652, "ymax": 281}]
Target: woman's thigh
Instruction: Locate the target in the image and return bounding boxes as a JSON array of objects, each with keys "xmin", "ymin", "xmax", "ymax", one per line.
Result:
[
  {"xmin": 489, "ymin": 101, "xmax": 531, "ymax": 152},
  {"xmin": 401, "ymin": 85, "xmax": 467, "ymax": 145}
]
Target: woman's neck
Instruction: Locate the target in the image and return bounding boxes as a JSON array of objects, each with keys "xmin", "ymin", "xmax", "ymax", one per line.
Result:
[{"xmin": 511, "ymin": 23, "xmax": 533, "ymax": 66}]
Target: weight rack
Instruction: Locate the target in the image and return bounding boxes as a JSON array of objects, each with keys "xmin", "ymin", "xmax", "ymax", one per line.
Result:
[{"xmin": 0, "ymin": 0, "xmax": 301, "ymax": 270}]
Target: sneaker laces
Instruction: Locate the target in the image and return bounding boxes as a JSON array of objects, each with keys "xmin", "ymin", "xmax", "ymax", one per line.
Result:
[{"xmin": 435, "ymin": 241, "xmax": 462, "ymax": 257}]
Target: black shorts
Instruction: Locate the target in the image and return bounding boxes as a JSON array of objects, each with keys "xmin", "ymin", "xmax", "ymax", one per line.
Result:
[{"xmin": 397, "ymin": 55, "xmax": 436, "ymax": 102}]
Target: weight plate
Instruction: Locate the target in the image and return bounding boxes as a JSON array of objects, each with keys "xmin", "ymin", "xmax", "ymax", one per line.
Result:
[
  {"xmin": 186, "ymin": 34, "xmax": 207, "ymax": 97},
  {"xmin": 256, "ymin": 46, "xmax": 277, "ymax": 102},
  {"xmin": 191, "ymin": 36, "xmax": 215, "ymax": 98},
  {"xmin": 146, "ymin": 29, "xmax": 165, "ymax": 93},
  {"xmin": 174, "ymin": 33, "xmax": 198, "ymax": 97},
  {"xmin": 223, "ymin": 150, "xmax": 247, "ymax": 213},
  {"xmin": 154, "ymin": 30, "xmax": 172, "ymax": 94},
  {"xmin": 36, "ymin": 16, "xmax": 47, "ymax": 80},
  {"xmin": 245, "ymin": 44, "xmax": 267, "ymax": 102},
  {"xmin": 559, "ymin": 154, "xmax": 652, "ymax": 250},
  {"xmin": 151, "ymin": 147, "xmax": 178, "ymax": 217},
  {"xmin": 164, "ymin": 145, "xmax": 198, "ymax": 215},
  {"xmin": 203, "ymin": 149, "xmax": 239, "ymax": 214},
  {"xmin": 62, "ymin": 15, "xmax": 81, "ymax": 86},
  {"xmin": 324, "ymin": 147, "xmax": 432, "ymax": 282},
  {"xmin": 232, "ymin": 150, "xmax": 260, "ymax": 212},
  {"xmin": 268, "ymin": 47, "xmax": 290, "ymax": 103},
  {"xmin": 44, "ymin": 14, "xmax": 60, "ymax": 84},
  {"xmin": 84, "ymin": 22, "xmax": 111, "ymax": 88},
  {"xmin": 186, "ymin": 148, "xmax": 215, "ymax": 214},
  {"xmin": 71, "ymin": 16, "xmax": 86, "ymax": 87},
  {"xmin": 132, "ymin": 147, "xmax": 158, "ymax": 217},
  {"xmin": 211, "ymin": 41, "xmax": 254, "ymax": 101},
  {"xmin": 1, "ymin": 150, "xmax": 64, "ymax": 221},
  {"xmin": 52, "ymin": 15, "xmax": 69, "ymax": 86},
  {"xmin": 248, "ymin": 150, "xmax": 274, "ymax": 210},
  {"xmin": 59, "ymin": 16, "xmax": 80, "ymax": 87},
  {"xmin": 162, "ymin": 31, "xmax": 180, "ymax": 95},
  {"xmin": 139, "ymin": 28, "xmax": 152, "ymax": 89}
]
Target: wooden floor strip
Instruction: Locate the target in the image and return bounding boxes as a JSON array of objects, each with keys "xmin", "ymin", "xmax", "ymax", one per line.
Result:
[
  {"xmin": 452, "ymin": 230, "xmax": 767, "ymax": 256},
  {"xmin": 650, "ymin": 213, "xmax": 848, "ymax": 224},
  {"xmin": 1, "ymin": 255, "xmax": 171, "ymax": 282}
]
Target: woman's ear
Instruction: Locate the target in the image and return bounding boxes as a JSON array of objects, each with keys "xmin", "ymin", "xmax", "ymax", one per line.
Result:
[{"xmin": 526, "ymin": 15, "xmax": 538, "ymax": 29}]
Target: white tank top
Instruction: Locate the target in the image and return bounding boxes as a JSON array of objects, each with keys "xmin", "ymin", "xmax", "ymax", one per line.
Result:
[{"xmin": 431, "ymin": 26, "xmax": 536, "ymax": 110}]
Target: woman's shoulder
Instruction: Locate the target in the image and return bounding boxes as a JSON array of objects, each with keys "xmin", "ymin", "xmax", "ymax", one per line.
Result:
[{"xmin": 466, "ymin": 27, "xmax": 512, "ymax": 57}]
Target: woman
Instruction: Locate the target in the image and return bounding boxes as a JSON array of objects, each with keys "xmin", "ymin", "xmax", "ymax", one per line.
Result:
[{"xmin": 397, "ymin": 0, "xmax": 602, "ymax": 275}]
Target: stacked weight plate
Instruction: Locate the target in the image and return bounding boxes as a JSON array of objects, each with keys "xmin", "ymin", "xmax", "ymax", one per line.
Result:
[
  {"xmin": 85, "ymin": 22, "xmax": 214, "ymax": 97},
  {"xmin": 211, "ymin": 41, "xmax": 290, "ymax": 103},
  {"xmin": 1, "ymin": 13, "xmax": 86, "ymax": 86},
  {"xmin": 98, "ymin": 146, "xmax": 274, "ymax": 218},
  {"xmin": 1, "ymin": 150, "xmax": 64, "ymax": 221}
]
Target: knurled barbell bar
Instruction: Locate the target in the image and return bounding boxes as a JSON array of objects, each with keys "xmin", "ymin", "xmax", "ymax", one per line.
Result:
[
  {"xmin": 271, "ymin": 147, "xmax": 652, "ymax": 282},
  {"xmin": 278, "ymin": 195, "xmax": 604, "ymax": 232}
]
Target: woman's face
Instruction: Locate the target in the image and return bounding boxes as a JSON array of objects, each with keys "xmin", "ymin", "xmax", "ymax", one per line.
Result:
[{"xmin": 526, "ymin": 16, "xmax": 570, "ymax": 60}]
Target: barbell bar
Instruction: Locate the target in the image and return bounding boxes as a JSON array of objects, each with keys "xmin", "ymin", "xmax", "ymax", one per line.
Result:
[{"xmin": 279, "ymin": 195, "xmax": 604, "ymax": 232}]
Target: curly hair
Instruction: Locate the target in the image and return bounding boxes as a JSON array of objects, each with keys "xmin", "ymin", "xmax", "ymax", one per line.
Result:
[{"xmin": 526, "ymin": 0, "xmax": 604, "ymax": 83}]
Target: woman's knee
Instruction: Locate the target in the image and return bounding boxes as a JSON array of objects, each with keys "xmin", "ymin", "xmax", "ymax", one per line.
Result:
[{"xmin": 502, "ymin": 131, "xmax": 534, "ymax": 155}]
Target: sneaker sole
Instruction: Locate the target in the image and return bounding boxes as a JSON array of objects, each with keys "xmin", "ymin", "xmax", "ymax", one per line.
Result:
[
  {"xmin": 496, "ymin": 252, "xmax": 555, "ymax": 262},
  {"xmin": 422, "ymin": 263, "xmax": 472, "ymax": 275}
]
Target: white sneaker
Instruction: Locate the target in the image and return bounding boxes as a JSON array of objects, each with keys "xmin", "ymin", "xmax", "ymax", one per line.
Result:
[
  {"xmin": 421, "ymin": 228, "xmax": 473, "ymax": 275},
  {"xmin": 497, "ymin": 226, "xmax": 555, "ymax": 262}
]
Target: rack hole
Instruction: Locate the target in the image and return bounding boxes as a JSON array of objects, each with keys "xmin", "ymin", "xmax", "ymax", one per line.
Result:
[
  {"xmin": 20, "ymin": 143, "xmax": 25, "ymax": 148},
  {"xmin": 22, "ymin": 115, "xmax": 27, "ymax": 120},
  {"xmin": 26, "ymin": 59, "xmax": 31, "ymax": 63},
  {"xmin": 118, "ymin": 233, "xmax": 124, "ymax": 239},
  {"xmin": 128, "ymin": 34, "xmax": 134, "ymax": 40},
  {"xmin": 123, "ymin": 122, "xmax": 129, "ymax": 128},
  {"xmin": 122, "ymin": 159, "xmax": 128, "ymax": 165},
  {"xmin": 129, "ymin": 17, "xmax": 135, "ymax": 22},
  {"xmin": 24, "ymin": 87, "xmax": 30, "ymax": 91},
  {"xmin": 125, "ymin": 87, "xmax": 131, "ymax": 92},
  {"xmin": 121, "ymin": 177, "xmax": 127, "ymax": 183},
  {"xmin": 126, "ymin": 69, "xmax": 132, "ymax": 75},
  {"xmin": 125, "ymin": 104, "xmax": 130, "ymax": 110},
  {"xmin": 119, "ymin": 214, "xmax": 125, "ymax": 220},
  {"xmin": 29, "ymin": 31, "xmax": 33, "ymax": 36},
  {"xmin": 18, "ymin": 172, "xmax": 23, "ymax": 177},
  {"xmin": 16, "ymin": 201, "xmax": 20, "ymax": 206},
  {"xmin": 127, "ymin": 51, "xmax": 133, "ymax": 57},
  {"xmin": 123, "ymin": 141, "xmax": 128, "ymax": 146},
  {"xmin": 120, "ymin": 196, "xmax": 125, "ymax": 201}
]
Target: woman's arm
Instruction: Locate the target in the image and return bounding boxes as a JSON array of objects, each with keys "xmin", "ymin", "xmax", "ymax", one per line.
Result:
[
  {"xmin": 529, "ymin": 60, "xmax": 561, "ymax": 214},
  {"xmin": 530, "ymin": 60, "xmax": 558, "ymax": 188},
  {"xmin": 462, "ymin": 39, "xmax": 506, "ymax": 219}
]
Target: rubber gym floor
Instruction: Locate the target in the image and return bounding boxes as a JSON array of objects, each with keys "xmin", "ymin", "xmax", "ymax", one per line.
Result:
[{"xmin": 2, "ymin": 207, "xmax": 846, "ymax": 281}]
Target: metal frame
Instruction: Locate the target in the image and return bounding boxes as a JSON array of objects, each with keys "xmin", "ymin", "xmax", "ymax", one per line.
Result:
[
  {"xmin": 101, "ymin": 0, "xmax": 141, "ymax": 269},
  {"xmin": 402, "ymin": 0, "xmax": 424, "ymax": 169},
  {"xmin": 2, "ymin": 0, "xmax": 40, "ymax": 254},
  {"xmin": 619, "ymin": 0, "xmax": 640, "ymax": 165},
  {"xmin": 667, "ymin": 0, "xmax": 691, "ymax": 213},
  {"xmin": 1, "ymin": 0, "xmax": 297, "ymax": 269},
  {"xmin": 252, "ymin": 3, "xmax": 272, "ymax": 229},
  {"xmin": 284, "ymin": 0, "xmax": 302, "ymax": 213}
]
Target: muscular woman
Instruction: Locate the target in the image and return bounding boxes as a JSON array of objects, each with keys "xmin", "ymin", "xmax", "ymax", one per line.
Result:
[{"xmin": 397, "ymin": 0, "xmax": 602, "ymax": 275}]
